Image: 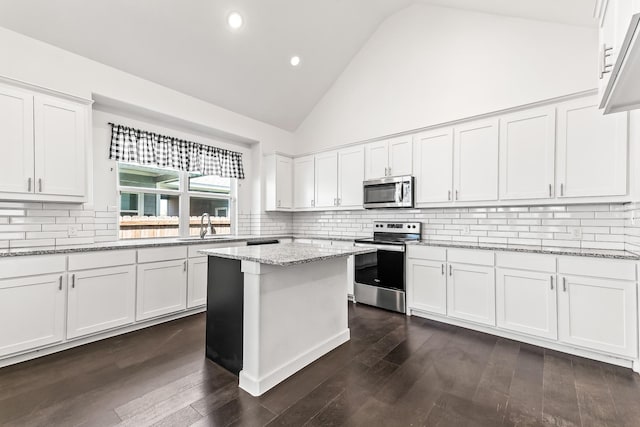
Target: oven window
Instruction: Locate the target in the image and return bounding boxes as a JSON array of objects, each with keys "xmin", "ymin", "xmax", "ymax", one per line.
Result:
[
  {"xmin": 364, "ymin": 184, "xmax": 397, "ymax": 204},
  {"xmin": 354, "ymin": 250, "xmax": 405, "ymax": 291}
]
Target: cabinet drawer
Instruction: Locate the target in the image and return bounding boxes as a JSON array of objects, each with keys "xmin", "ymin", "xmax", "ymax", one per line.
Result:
[
  {"xmin": 0, "ymin": 255, "xmax": 66, "ymax": 279},
  {"xmin": 69, "ymin": 250, "xmax": 136, "ymax": 271},
  {"xmin": 496, "ymin": 252, "xmax": 556, "ymax": 273},
  {"xmin": 137, "ymin": 246, "xmax": 188, "ymax": 263},
  {"xmin": 558, "ymin": 257, "xmax": 636, "ymax": 281},
  {"xmin": 407, "ymin": 245, "xmax": 446, "ymax": 261},
  {"xmin": 188, "ymin": 242, "xmax": 245, "ymax": 258},
  {"xmin": 447, "ymin": 248, "xmax": 494, "ymax": 266}
]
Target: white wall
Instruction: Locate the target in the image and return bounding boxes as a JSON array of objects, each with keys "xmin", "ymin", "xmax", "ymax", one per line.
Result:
[{"xmin": 294, "ymin": 4, "xmax": 599, "ymax": 154}]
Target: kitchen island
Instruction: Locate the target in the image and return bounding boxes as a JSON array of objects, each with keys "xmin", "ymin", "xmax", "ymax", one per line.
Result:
[{"xmin": 199, "ymin": 242, "xmax": 374, "ymax": 396}]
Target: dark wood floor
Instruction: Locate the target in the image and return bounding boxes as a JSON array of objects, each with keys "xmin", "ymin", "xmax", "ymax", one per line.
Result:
[{"xmin": 2, "ymin": 305, "xmax": 640, "ymax": 427}]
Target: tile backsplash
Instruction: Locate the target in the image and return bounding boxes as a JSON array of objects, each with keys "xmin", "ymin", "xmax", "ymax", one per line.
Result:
[
  {"xmin": 2, "ymin": 200, "xmax": 639, "ymax": 254},
  {"xmin": 292, "ymin": 203, "xmax": 630, "ymax": 251},
  {"xmin": 0, "ymin": 202, "xmax": 117, "ymax": 249}
]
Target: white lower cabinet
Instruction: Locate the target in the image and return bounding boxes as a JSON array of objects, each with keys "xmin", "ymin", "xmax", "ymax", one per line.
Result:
[
  {"xmin": 187, "ymin": 257, "xmax": 208, "ymax": 308},
  {"xmin": 137, "ymin": 259, "xmax": 188, "ymax": 321},
  {"xmin": 0, "ymin": 273, "xmax": 66, "ymax": 357},
  {"xmin": 558, "ymin": 275, "xmax": 637, "ymax": 358},
  {"xmin": 496, "ymin": 269, "xmax": 558, "ymax": 340},
  {"xmin": 66, "ymin": 266, "xmax": 136, "ymax": 339},
  {"xmin": 407, "ymin": 258, "xmax": 447, "ymax": 315},
  {"xmin": 447, "ymin": 263, "xmax": 496, "ymax": 326}
]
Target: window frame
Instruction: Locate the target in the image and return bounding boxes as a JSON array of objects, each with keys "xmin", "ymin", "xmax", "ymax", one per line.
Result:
[{"xmin": 117, "ymin": 162, "xmax": 237, "ymax": 239}]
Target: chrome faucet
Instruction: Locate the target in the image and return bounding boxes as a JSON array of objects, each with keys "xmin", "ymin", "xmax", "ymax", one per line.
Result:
[{"xmin": 200, "ymin": 213, "xmax": 211, "ymax": 239}]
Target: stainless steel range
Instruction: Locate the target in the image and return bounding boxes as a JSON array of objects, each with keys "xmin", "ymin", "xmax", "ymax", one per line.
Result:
[{"xmin": 353, "ymin": 221, "xmax": 422, "ymax": 313}]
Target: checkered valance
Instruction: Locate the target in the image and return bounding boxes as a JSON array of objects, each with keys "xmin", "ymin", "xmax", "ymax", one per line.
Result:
[{"xmin": 108, "ymin": 123, "xmax": 245, "ymax": 179}]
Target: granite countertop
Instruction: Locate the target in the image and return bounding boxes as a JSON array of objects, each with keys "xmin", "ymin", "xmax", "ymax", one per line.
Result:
[
  {"xmin": 199, "ymin": 242, "xmax": 374, "ymax": 266},
  {"xmin": 0, "ymin": 235, "xmax": 357, "ymax": 258},
  {"xmin": 408, "ymin": 240, "xmax": 640, "ymax": 260}
]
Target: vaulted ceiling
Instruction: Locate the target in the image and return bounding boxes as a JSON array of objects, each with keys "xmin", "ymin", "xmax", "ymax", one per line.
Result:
[{"xmin": 0, "ymin": 0, "xmax": 597, "ymax": 131}]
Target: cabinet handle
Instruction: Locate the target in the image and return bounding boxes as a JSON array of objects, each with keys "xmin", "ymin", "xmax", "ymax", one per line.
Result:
[
  {"xmin": 184, "ymin": 260, "xmax": 187, "ymax": 272},
  {"xmin": 71, "ymin": 274, "xmax": 75, "ymax": 288},
  {"xmin": 387, "ymin": 167, "xmax": 391, "ymax": 176},
  {"xmin": 58, "ymin": 276, "xmax": 62, "ymax": 291},
  {"xmin": 449, "ymin": 264, "xmax": 452, "ymax": 276},
  {"xmin": 455, "ymin": 190, "xmax": 459, "ymax": 200},
  {"xmin": 338, "ymin": 198, "xmax": 341, "ymax": 206},
  {"xmin": 441, "ymin": 264, "xmax": 444, "ymax": 275},
  {"xmin": 311, "ymin": 199, "xmax": 315, "ymax": 207},
  {"xmin": 562, "ymin": 277, "xmax": 567, "ymax": 292},
  {"xmin": 550, "ymin": 275, "xmax": 554, "ymax": 290},
  {"xmin": 560, "ymin": 183, "xmax": 564, "ymax": 196},
  {"xmin": 384, "ymin": 167, "xmax": 387, "ymax": 176},
  {"xmin": 599, "ymin": 44, "xmax": 614, "ymax": 79},
  {"xmin": 27, "ymin": 177, "xmax": 32, "ymax": 192},
  {"xmin": 448, "ymin": 190, "xmax": 451, "ymax": 201},
  {"xmin": 38, "ymin": 178, "xmax": 42, "ymax": 192},
  {"xmin": 549, "ymin": 184, "xmax": 552, "ymax": 197}
]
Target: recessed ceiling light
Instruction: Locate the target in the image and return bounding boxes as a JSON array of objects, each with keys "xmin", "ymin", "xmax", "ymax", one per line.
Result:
[
  {"xmin": 290, "ymin": 56, "xmax": 301, "ymax": 67},
  {"xmin": 227, "ymin": 12, "xmax": 243, "ymax": 29}
]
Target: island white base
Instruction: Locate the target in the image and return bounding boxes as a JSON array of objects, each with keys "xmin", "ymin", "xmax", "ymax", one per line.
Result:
[{"xmin": 238, "ymin": 257, "xmax": 350, "ymax": 396}]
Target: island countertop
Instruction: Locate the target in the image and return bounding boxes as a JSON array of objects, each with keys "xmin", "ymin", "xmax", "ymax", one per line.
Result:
[{"xmin": 199, "ymin": 242, "xmax": 375, "ymax": 266}]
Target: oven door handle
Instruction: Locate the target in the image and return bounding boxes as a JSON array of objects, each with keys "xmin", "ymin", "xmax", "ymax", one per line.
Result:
[{"xmin": 354, "ymin": 243, "xmax": 405, "ymax": 252}]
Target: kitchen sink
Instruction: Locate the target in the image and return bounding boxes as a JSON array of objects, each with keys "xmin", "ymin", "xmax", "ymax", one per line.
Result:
[{"xmin": 177, "ymin": 236, "xmax": 233, "ymax": 242}]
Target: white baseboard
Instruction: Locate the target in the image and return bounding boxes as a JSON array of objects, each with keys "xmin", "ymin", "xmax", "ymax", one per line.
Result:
[{"xmin": 239, "ymin": 328, "xmax": 350, "ymax": 396}]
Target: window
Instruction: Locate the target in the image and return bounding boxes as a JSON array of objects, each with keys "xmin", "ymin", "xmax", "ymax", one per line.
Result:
[{"xmin": 117, "ymin": 163, "xmax": 234, "ymax": 239}]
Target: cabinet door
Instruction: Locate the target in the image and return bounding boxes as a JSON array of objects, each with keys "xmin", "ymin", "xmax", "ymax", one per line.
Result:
[
  {"xmin": 0, "ymin": 274, "xmax": 65, "ymax": 357},
  {"xmin": 67, "ymin": 266, "xmax": 136, "ymax": 339},
  {"xmin": 499, "ymin": 107, "xmax": 556, "ymax": 200},
  {"xmin": 337, "ymin": 146, "xmax": 364, "ymax": 208},
  {"xmin": 496, "ymin": 269, "xmax": 557, "ymax": 340},
  {"xmin": 187, "ymin": 257, "xmax": 208, "ymax": 308},
  {"xmin": 34, "ymin": 95, "xmax": 86, "ymax": 197},
  {"xmin": 388, "ymin": 136, "xmax": 413, "ymax": 176},
  {"xmin": 454, "ymin": 119, "xmax": 499, "ymax": 202},
  {"xmin": 413, "ymin": 129, "xmax": 454, "ymax": 203},
  {"xmin": 137, "ymin": 259, "xmax": 188, "ymax": 321},
  {"xmin": 558, "ymin": 275, "xmax": 637, "ymax": 358},
  {"xmin": 275, "ymin": 155, "xmax": 292, "ymax": 209},
  {"xmin": 447, "ymin": 263, "xmax": 495, "ymax": 326},
  {"xmin": 407, "ymin": 258, "xmax": 447, "ymax": 315},
  {"xmin": 314, "ymin": 151, "xmax": 338, "ymax": 208},
  {"xmin": 364, "ymin": 140, "xmax": 389, "ymax": 180},
  {"xmin": 293, "ymin": 155, "xmax": 315, "ymax": 209},
  {"xmin": 0, "ymin": 85, "xmax": 34, "ymax": 195},
  {"xmin": 557, "ymin": 98, "xmax": 627, "ymax": 198}
]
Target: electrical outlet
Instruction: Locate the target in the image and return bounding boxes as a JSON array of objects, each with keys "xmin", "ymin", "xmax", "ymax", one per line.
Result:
[
  {"xmin": 570, "ymin": 227, "xmax": 582, "ymax": 239},
  {"xmin": 68, "ymin": 225, "xmax": 79, "ymax": 237}
]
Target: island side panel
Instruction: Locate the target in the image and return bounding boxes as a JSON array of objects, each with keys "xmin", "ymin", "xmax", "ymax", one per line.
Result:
[
  {"xmin": 239, "ymin": 257, "xmax": 350, "ymax": 396},
  {"xmin": 206, "ymin": 256, "xmax": 244, "ymax": 375}
]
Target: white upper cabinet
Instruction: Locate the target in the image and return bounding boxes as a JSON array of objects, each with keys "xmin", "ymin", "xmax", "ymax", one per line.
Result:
[
  {"xmin": 364, "ymin": 140, "xmax": 389, "ymax": 180},
  {"xmin": 557, "ymin": 97, "xmax": 627, "ymax": 198},
  {"xmin": 454, "ymin": 119, "xmax": 499, "ymax": 202},
  {"xmin": 293, "ymin": 155, "xmax": 315, "ymax": 209},
  {"xmin": 34, "ymin": 95, "xmax": 87, "ymax": 197},
  {"xmin": 264, "ymin": 154, "xmax": 293, "ymax": 211},
  {"xmin": 314, "ymin": 151, "xmax": 339, "ymax": 208},
  {"xmin": 364, "ymin": 136, "xmax": 412, "ymax": 180},
  {"xmin": 388, "ymin": 136, "xmax": 413, "ymax": 177},
  {"xmin": 0, "ymin": 85, "xmax": 34, "ymax": 195},
  {"xmin": 0, "ymin": 82, "xmax": 89, "ymax": 202},
  {"xmin": 499, "ymin": 107, "xmax": 556, "ymax": 200},
  {"xmin": 413, "ymin": 128, "xmax": 454, "ymax": 204},
  {"xmin": 598, "ymin": 0, "xmax": 640, "ymax": 113},
  {"xmin": 337, "ymin": 146, "xmax": 364, "ymax": 208}
]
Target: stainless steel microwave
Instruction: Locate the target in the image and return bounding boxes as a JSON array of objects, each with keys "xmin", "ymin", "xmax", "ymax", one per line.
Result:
[{"xmin": 363, "ymin": 176, "xmax": 414, "ymax": 209}]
